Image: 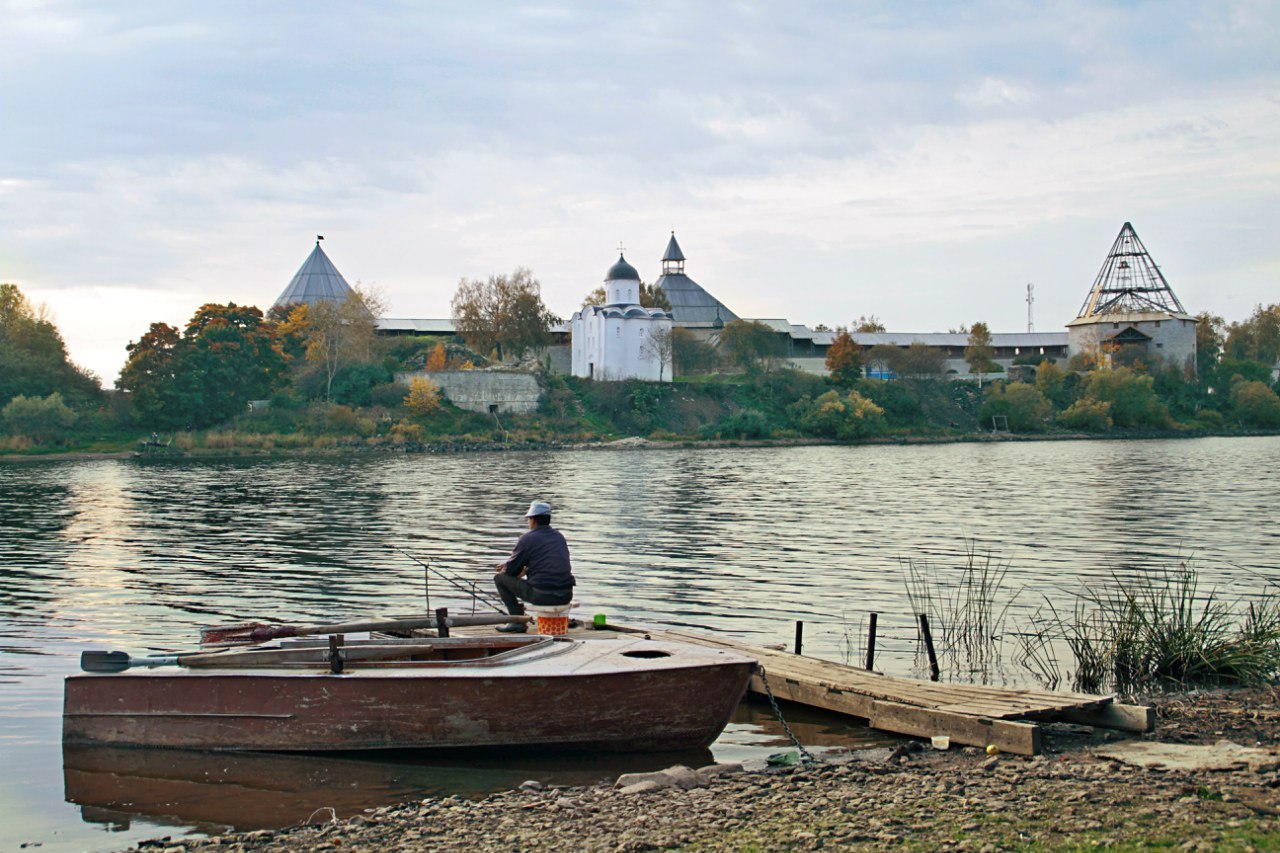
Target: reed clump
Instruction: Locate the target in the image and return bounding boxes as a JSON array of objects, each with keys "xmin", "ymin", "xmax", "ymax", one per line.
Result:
[
  {"xmin": 902, "ymin": 544, "xmax": 1018, "ymax": 683},
  {"xmin": 1021, "ymin": 564, "xmax": 1280, "ymax": 694}
]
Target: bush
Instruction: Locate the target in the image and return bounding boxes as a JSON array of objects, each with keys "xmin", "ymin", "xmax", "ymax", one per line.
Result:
[
  {"xmin": 1231, "ymin": 380, "xmax": 1280, "ymax": 427},
  {"xmin": 980, "ymin": 382, "xmax": 1052, "ymax": 432},
  {"xmin": 700, "ymin": 410, "xmax": 772, "ymax": 440},
  {"xmin": 329, "ymin": 362, "xmax": 392, "ymax": 407},
  {"xmin": 1081, "ymin": 367, "xmax": 1171, "ymax": 429},
  {"xmin": 405, "ymin": 378, "xmax": 442, "ymax": 417},
  {"xmin": 1058, "ymin": 398, "xmax": 1113, "ymax": 431},
  {"xmin": 1, "ymin": 392, "xmax": 77, "ymax": 444},
  {"xmin": 792, "ymin": 389, "xmax": 886, "ymax": 440}
]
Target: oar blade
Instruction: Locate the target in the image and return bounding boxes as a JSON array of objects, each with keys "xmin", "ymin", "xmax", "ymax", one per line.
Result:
[{"xmin": 80, "ymin": 651, "xmax": 131, "ymax": 673}]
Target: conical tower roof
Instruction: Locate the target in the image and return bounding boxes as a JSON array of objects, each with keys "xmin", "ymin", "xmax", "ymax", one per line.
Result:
[
  {"xmin": 273, "ymin": 239, "xmax": 355, "ymax": 311},
  {"xmin": 654, "ymin": 233, "xmax": 739, "ymax": 327},
  {"xmin": 1076, "ymin": 222, "xmax": 1187, "ymax": 318}
]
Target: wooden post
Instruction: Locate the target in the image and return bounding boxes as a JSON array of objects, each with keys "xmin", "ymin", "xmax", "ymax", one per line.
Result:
[
  {"xmin": 865, "ymin": 612, "xmax": 878, "ymax": 671},
  {"xmin": 328, "ymin": 634, "xmax": 344, "ymax": 674},
  {"xmin": 918, "ymin": 613, "xmax": 940, "ymax": 682},
  {"xmin": 435, "ymin": 607, "xmax": 450, "ymax": 639},
  {"xmin": 794, "ymin": 621, "xmax": 804, "ymax": 656}
]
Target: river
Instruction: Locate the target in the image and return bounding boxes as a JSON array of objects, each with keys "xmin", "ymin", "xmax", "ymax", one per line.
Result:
[{"xmin": 2, "ymin": 437, "xmax": 1277, "ymax": 851}]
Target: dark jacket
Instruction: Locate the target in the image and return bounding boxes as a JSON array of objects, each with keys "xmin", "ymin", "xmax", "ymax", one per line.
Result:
[{"xmin": 502, "ymin": 525, "xmax": 575, "ymax": 593}]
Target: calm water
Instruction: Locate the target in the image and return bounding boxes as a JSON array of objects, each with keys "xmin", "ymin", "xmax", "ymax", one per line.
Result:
[{"xmin": 2, "ymin": 437, "xmax": 1278, "ymax": 851}]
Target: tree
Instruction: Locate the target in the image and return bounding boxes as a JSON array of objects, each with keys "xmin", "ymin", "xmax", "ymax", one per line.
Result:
[
  {"xmin": 640, "ymin": 326, "xmax": 675, "ymax": 381},
  {"xmin": 452, "ymin": 268, "xmax": 561, "ymax": 362},
  {"xmin": 1225, "ymin": 303, "xmax": 1280, "ymax": 366},
  {"xmin": 672, "ymin": 328, "xmax": 717, "ymax": 375},
  {"xmin": 581, "ymin": 281, "xmax": 671, "ymax": 311},
  {"xmin": 1194, "ymin": 311, "xmax": 1224, "ymax": 385},
  {"xmin": 1034, "ymin": 359, "xmax": 1076, "ymax": 410},
  {"xmin": 825, "ymin": 329, "xmax": 863, "ymax": 385},
  {"xmin": 426, "ymin": 342, "xmax": 447, "ymax": 371},
  {"xmin": 1079, "ymin": 367, "xmax": 1170, "ymax": 429},
  {"xmin": 896, "ymin": 342, "xmax": 946, "ymax": 380},
  {"xmin": 302, "ymin": 285, "xmax": 385, "ymax": 401},
  {"xmin": 405, "ymin": 377, "xmax": 442, "ymax": 417},
  {"xmin": 864, "ymin": 344, "xmax": 900, "ymax": 378},
  {"xmin": 117, "ymin": 322, "xmax": 190, "ymax": 428},
  {"xmin": 0, "ymin": 283, "xmax": 100, "ymax": 407},
  {"xmin": 1230, "ymin": 380, "xmax": 1280, "ymax": 427},
  {"xmin": 853, "ymin": 314, "xmax": 887, "ymax": 333},
  {"xmin": 964, "ymin": 322, "xmax": 997, "ymax": 383},
  {"xmin": 118, "ymin": 303, "xmax": 287, "ymax": 429},
  {"xmin": 719, "ymin": 320, "xmax": 780, "ymax": 372}
]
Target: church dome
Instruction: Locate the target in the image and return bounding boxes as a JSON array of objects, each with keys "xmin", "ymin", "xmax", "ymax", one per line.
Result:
[{"xmin": 606, "ymin": 254, "xmax": 640, "ymax": 282}]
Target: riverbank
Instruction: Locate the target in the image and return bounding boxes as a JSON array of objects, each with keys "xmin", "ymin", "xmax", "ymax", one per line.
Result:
[
  {"xmin": 123, "ymin": 686, "xmax": 1280, "ymax": 852},
  {"xmin": 6, "ymin": 426, "xmax": 1277, "ymax": 464}
]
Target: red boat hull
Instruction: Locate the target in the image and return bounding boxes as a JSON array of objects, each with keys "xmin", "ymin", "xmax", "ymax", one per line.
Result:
[{"xmin": 64, "ymin": 652, "xmax": 753, "ymax": 753}]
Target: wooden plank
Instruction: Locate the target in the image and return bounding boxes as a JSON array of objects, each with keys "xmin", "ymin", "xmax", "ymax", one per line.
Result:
[
  {"xmin": 747, "ymin": 674, "xmax": 874, "ymax": 720},
  {"xmin": 870, "ymin": 700, "xmax": 1042, "ymax": 756},
  {"xmin": 1052, "ymin": 701, "xmax": 1155, "ymax": 733}
]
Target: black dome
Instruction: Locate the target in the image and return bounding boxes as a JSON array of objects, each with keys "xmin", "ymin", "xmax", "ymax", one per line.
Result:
[{"xmin": 606, "ymin": 254, "xmax": 640, "ymax": 281}]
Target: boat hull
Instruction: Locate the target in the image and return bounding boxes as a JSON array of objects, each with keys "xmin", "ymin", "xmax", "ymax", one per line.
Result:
[{"xmin": 64, "ymin": 640, "xmax": 754, "ymax": 753}]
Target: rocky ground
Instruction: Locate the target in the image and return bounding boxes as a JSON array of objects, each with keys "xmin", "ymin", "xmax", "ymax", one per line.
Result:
[{"xmin": 126, "ymin": 686, "xmax": 1280, "ymax": 852}]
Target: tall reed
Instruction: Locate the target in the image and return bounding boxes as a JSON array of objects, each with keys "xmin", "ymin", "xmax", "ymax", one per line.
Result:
[{"xmin": 901, "ymin": 544, "xmax": 1019, "ymax": 683}]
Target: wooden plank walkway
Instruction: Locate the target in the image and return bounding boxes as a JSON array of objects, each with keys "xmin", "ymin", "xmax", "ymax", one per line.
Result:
[{"xmin": 611, "ymin": 623, "xmax": 1154, "ymax": 756}]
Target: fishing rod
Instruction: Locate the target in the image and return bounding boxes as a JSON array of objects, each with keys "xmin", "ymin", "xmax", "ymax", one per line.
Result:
[{"xmin": 392, "ymin": 546, "xmax": 506, "ymax": 614}]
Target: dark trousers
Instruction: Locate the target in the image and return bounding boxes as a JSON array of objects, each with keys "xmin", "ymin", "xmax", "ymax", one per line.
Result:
[{"xmin": 494, "ymin": 573, "xmax": 572, "ymax": 616}]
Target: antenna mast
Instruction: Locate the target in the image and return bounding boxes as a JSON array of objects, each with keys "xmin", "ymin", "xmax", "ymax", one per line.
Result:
[{"xmin": 1026, "ymin": 283, "xmax": 1035, "ymax": 333}]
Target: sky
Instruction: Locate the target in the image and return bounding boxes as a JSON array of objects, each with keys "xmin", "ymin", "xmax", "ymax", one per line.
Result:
[{"xmin": 2, "ymin": 0, "xmax": 1278, "ymax": 384}]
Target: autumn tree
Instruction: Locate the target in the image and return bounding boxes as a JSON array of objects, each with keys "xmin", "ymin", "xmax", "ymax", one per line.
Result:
[
  {"xmin": 640, "ymin": 326, "xmax": 675, "ymax": 381},
  {"xmin": 118, "ymin": 303, "xmax": 287, "ymax": 429},
  {"xmin": 425, "ymin": 342, "xmax": 447, "ymax": 371},
  {"xmin": 1230, "ymin": 380, "xmax": 1280, "ymax": 427},
  {"xmin": 825, "ymin": 329, "xmax": 863, "ymax": 385},
  {"xmin": 405, "ymin": 377, "xmax": 442, "ymax": 417},
  {"xmin": 719, "ymin": 320, "xmax": 780, "ymax": 372},
  {"xmin": 301, "ymin": 285, "xmax": 385, "ymax": 401},
  {"xmin": 452, "ymin": 268, "xmax": 561, "ymax": 362},
  {"xmin": 965, "ymin": 322, "xmax": 997, "ymax": 384},
  {"xmin": 581, "ymin": 281, "xmax": 671, "ymax": 311},
  {"xmin": 117, "ymin": 322, "xmax": 190, "ymax": 428},
  {"xmin": 853, "ymin": 314, "xmax": 887, "ymax": 333}
]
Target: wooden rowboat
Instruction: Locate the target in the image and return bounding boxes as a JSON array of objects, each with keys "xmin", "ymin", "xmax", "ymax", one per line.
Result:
[{"xmin": 63, "ymin": 634, "xmax": 755, "ymax": 753}]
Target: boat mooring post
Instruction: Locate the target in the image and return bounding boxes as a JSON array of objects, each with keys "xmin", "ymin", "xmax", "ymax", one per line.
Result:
[
  {"xmin": 865, "ymin": 612, "xmax": 878, "ymax": 671},
  {"xmin": 435, "ymin": 607, "xmax": 450, "ymax": 638},
  {"xmin": 918, "ymin": 613, "xmax": 940, "ymax": 682},
  {"xmin": 328, "ymin": 634, "xmax": 344, "ymax": 674},
  {"xmin": 794, "ymin": 621, "xmax": 803, "ymax": 656}
]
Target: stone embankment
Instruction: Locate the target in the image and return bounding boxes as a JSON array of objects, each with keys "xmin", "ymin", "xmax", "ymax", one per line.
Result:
[{"xmin": 127, "ymin": 687, "xmax": 1280, "ymax": 852}]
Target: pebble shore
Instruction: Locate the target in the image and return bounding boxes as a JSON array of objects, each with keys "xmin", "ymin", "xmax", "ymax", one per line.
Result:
[{"xmin": 124, "ymin": 687, "xmax": 1280, "ymax": 852}]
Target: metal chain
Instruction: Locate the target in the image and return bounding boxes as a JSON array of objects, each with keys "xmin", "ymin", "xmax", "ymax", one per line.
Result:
[{"xmin": 756, "ymin": 664, "xmax": 821, "ymax": 765}]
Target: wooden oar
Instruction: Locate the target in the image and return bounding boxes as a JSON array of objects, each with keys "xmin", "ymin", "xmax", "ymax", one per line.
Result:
[
  {"xmin": 199, "ymin": 613, "xmax": 530, "ymax": 646},
  {"xmin": 82, "ymin": 639, "xmax": 541, "ymax": 673}
]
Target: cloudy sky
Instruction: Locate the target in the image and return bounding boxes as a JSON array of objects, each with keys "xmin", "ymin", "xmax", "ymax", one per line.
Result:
[{"xmin": 2, "ymin": 0, "xmax": 1277, "ymax": 383}]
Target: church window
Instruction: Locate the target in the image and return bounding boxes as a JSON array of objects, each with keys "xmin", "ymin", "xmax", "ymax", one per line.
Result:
[
  {"xmin": 639, "ymin": 328, "xmax": 645, "ymax": 337},
  {"xmin": 616, "ymin": 328, "xmax": 620, "ymax": 337}
]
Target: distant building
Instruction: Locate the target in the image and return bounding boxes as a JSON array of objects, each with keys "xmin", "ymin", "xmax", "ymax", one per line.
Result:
[
  {"xmin": 570, "ymin": 253, "xmax": 674, "ymax": 381},
  {"xmin": 654, "ymin": 233, "xmax": 737, "ymax": 333},
  {"xmin": 1065, "ymin": 222, "xmax": 1197, "ymax": 373},
  {"xmin": 272, "ymin": 238, "xmax": 357, "ymax": 314}
]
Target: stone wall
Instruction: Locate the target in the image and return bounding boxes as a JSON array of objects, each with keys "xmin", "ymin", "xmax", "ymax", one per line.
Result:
[{"xmin": 395, "ymin": 370, "xmax": 542, "ymax": 415}]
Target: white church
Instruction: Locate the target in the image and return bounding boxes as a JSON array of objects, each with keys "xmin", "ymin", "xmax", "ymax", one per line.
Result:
[{"xmin": 570, "ymin": 252, "xmax": 674, "ymax": 381}]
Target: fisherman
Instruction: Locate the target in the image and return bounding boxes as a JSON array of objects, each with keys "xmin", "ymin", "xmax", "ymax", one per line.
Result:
[{"xmin": 494, "ymin": 500, "xmax": 575, "ymax": 633}]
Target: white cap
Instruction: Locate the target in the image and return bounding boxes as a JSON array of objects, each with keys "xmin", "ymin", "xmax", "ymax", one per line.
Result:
[{"xmin": 525, "ymin": 500, "xmax": 552, "ymax": 517}]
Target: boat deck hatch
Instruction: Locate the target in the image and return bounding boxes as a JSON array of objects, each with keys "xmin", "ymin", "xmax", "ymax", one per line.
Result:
[{"xmin": 621, "ymin": 650, "xmax": 671, "ymax": 659}]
